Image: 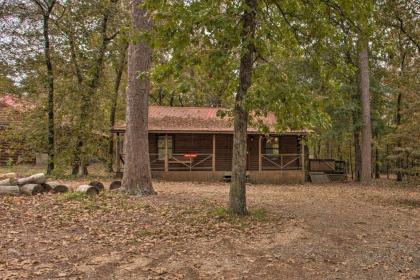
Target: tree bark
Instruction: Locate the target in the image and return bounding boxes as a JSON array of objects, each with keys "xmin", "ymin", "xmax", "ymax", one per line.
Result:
[
  {"xmin": 354, "ymin": 129, "xmax": 361, "ymax": 181},
  {"xmin": 229, "ymin": 0, "xmax": 257, "ymax": 215},
  {"xmin": 375, "ymin": 145, "xmax": 380, "ymax": 179},
  {"xmin": 121, "ymin": 0, "xmax": 155, "ymax": 196},
  {"xmin": 108, "ymin": 42, "xmax": 128, "ymax": 173},
  {"xmin": 32, "ymin": 0, "xmax": 57, "ymax": 175},
  {"xmin": 358, "ymin": 37, "xmax": 372, "ymax": 184}
]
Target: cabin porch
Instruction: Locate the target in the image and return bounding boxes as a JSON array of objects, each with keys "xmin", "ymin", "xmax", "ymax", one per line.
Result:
[{"xmin": 113, "ymin": 132, "xmax": 307, "ymax": 184}]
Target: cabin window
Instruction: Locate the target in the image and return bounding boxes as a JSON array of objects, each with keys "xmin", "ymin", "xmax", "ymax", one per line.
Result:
[
  {"xmin": 157, "ymin": 135, "xmax": 173, "ymax": 160},
  {"xmin": 265, "ymin": 137, "xmax": 280, "ymax": 155}
]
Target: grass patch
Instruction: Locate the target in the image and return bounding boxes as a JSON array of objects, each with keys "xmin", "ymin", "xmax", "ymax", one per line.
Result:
[{"xmin": 209, "ymin": 206, "xmax": 270, "ymax": 222}]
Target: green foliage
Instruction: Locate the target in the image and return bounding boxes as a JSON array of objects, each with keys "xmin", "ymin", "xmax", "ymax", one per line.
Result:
[{"xmin": 0, "ymin": 0, "xmax": 418, "ymax": 180}]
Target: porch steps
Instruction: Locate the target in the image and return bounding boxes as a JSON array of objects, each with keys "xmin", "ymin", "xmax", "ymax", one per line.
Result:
[{"xmin": 309, "ymin": 172, "xmax": 347, "ymax": 183}]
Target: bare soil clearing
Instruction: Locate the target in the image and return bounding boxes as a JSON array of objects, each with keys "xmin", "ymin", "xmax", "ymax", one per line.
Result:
[{"xmin": 1, "ymin": 180, "xmax": 419, "ymax": 279}]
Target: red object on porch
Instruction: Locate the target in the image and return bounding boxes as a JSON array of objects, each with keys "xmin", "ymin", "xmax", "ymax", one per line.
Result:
[{"xmin": 183, "ymin": 153, "xmax": 198, "ymax": 158}]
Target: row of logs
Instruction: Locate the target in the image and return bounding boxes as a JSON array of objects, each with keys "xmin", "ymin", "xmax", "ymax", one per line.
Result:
[
  {"xmin": 75, "ymin": 180, "xmax": 122, "ymax": 195},
  {"xmin": 0, "ymin": 172, "xmax": 123, "ymax": 196},
  {"xmin": 0, "ymin": 173, "xmax": 69, "ymax": 195}
]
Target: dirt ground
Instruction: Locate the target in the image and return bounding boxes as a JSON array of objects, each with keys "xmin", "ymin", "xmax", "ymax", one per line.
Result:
[{"xmin": 1, "ymin": 180, "xmax": 419, "ymax": 280}]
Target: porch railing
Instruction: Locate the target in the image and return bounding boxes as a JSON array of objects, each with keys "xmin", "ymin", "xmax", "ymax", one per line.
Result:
[
  {"xmin": 262, "ymin": 153, "xmax": 301, "ymax": 170},
  {"xmin": 120, "ymin": 153, "xmax": 213, "ymax": 171},
  {"xmin": 168, "ymin": 153, "xmax": 212, "ymax": 171}
]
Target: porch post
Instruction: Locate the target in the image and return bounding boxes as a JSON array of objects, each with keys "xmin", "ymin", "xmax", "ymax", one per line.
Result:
[
  {"xmin": 115, "ymin": 132, "xmax": 120, "ymax": 174},
  {"xmin": 164, "ymin": 134, "xmax": 169, "ymax": 172},
  {"xmin": 301, "ymin": 136, "xmax": 305, "ymax": 171},
  {"xmin": 212, "ymin": 134, "xmax": 216, "ymax": 172},
  {"xmin": 258, "ymin": 135, "xmax": 262, "ymax": 171}
]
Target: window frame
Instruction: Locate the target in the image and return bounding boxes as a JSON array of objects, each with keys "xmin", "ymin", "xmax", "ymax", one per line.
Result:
[
  {"xmin": 265, "ymin": 136, "xmax": 280, "ymax": 156},
  {"xmin": 157, "ymin": 135, "xmax": 174, "ymax": 160}
]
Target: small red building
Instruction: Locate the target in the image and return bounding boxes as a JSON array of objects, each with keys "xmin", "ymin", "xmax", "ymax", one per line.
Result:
[
  {"xmin": 0, "ymin": 95, "xmax": 28, "ymax": 165},
  {"xmin": 111, "ymin": 106, "xmax": 308, "ymax": 184}
]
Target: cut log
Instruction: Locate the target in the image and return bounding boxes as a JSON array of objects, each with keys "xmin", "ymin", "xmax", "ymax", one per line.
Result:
[
  {"xmin": 76, "ymin": 185, "xmax": 99, "ymax": 195},
  {"xmin": 0, "ymin": 172, "xmax": 17, "ymax": 180},
  {"xmin": 48, "ymin": 182, "xmax": 69, "ymax": 193},
  {"xmin": 17, "ymin": 173, "xmax": 46, "ymax": 186},
  {"xmin": 0, "ymin": 178, "xmax": 17, "ymax": 186},
  {"xmin": 89, "ymin": 181, "xmax": 104, "ymax": 192},
  {"xmin": 0, "ymin": 185, "xmax": 20, "ymax": 195},
  {"xmin": 41, "ymin": 183, "xmax": 52, "ymax": 193},
  {"xmin": 109, "ymin": 180, "xmax": 121, "ymax": 190},
  {"xmin": 20, "ymin": 184, "xmax": 43, "ymax": 195}
]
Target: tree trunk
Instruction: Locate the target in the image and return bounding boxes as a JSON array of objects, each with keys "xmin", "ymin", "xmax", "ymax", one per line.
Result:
[
  {"xmin": 121, "ymin": 0, "xmax": 155, "ymax": 196},
  {"xmin": 396, "ymin": 92, "xmax": 403, "ymax": 181},
  {"xmin": 326, "ymin": 138, "xmax": 333, "ymax": 158},
  {"xmin": 108, "ymin": 43, "xmax": 128, "ymax": 173},
  {"xmin": 354, "ymin": 129, "xmax": 362, "ymax": 181},
  {"xmin": 358, "ymin": 37, "xmax": 372, "ymax": 184},
  {"xmin": 43, "ymin": 14, "xmax": 55, "ymax": 175},
  {"xmin": 229, "ymin": 0, "xmax": 257, "ymax": 215},
  {"xmin": 349, "ymin": 139, "xmax": 353, "ymax": 180},
  {"xmin": 72, "ymin": 1, "xmax": 116, "ymax": 176},
  {"xmin": 375, "ymin": 145, "xmax": 380, "ymax": 179}
]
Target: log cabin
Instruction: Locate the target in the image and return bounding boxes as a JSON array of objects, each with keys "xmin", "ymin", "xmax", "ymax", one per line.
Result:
[{"xmin": 111, "ymin": 106, "xmax": 309, "ymax": 184}]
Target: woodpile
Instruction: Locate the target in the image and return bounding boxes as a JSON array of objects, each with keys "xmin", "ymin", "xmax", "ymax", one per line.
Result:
[
  {"xmin": 88, "ymin": 181, "xmax": 104, "ymax": 192},
  {"xmin": 1, "ymin": 172, "xmax": 119, "ymax": 196},
  {"xmin": 76, "ymin": 185, "xmax": 99, "ymax": 195},
  {"xmin": 0, "ymin": 173, "xmax": 69, "ymax": 196},
  {"xmin": 110, "ymin": 180, "xmax": 122, "ymax": 190}
]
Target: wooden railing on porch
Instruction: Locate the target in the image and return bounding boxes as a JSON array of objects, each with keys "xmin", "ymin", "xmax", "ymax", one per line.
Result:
[
  {"xmin": 168, "ymin": 154, "xmax": 213, "ymax": 171},
  {"xmin": 118, "ymin": 153, "xmax": 213, "ymax": 172},
  {"xmin": 261, "ymin": 153, "xmax": 302, "ymax": 170}
]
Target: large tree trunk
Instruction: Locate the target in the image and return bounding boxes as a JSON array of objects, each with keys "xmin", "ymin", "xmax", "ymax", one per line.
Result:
[
  {"xmin": 121, "ymin": 0, "xmax": 155, "ymax": 196},
  {"xmin": 42, "ymin": 12, "xmax": 55, "ymax": 175},
  {"xmin": 229, "ymin": 0, "xmax": 257, "ymax": 215},
  {"xmin": 396, "ymin": 92, "xmax": 403, "ymax": 181},
  {"xmin": 108, "ymin": 43, "xmax": 128, "ymax": 173},
  {"xmin": 358, "ymin": 37, "xmax": 372, "ymax": 184}
]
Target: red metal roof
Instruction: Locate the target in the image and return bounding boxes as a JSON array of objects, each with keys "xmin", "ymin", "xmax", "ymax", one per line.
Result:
[{"xmin": 113, "ymin": 106, "xmax": 307, "ymax": 135}]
